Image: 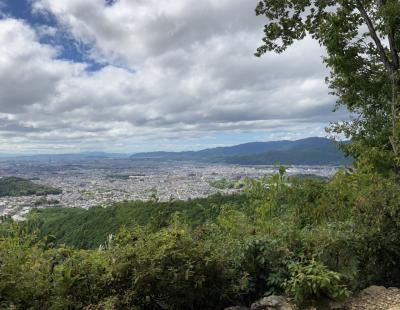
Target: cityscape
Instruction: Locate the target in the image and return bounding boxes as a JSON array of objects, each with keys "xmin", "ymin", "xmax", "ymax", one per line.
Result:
[{"xmin": 0, "ymin": 157, "xmax": 337, "ymax": 220}]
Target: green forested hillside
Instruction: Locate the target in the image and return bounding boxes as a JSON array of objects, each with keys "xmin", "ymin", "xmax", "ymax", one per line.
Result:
[
  {"xmin": 2, "ymin": 170, "xmax": 400, "ymax": 309},
  {"xmin": 0, "ymin": 176, "xmax": 62, "ymax": 197},
  {"xmin": 25, "ymin": 194, "xmax": 249, "ymax": 248}
]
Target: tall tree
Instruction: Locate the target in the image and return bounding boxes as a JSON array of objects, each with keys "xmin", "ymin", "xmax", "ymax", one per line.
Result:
[{"xmin": 255, "ymin": 0, "xmax": 400, "ymax": 171}]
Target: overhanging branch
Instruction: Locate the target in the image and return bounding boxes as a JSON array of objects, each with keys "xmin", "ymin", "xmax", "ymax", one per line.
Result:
[{"xmin": 355, "ymin": 0, "xmax": 392, "ymax": 71}]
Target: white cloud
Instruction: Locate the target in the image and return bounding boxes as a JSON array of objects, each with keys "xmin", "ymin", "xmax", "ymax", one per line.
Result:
[
  {"xmin": 0, "ymin": 0, "xmax": 341, "ymax": 153},
  {"xmin": 0, "ymin": 18, "xmax": 84, "ymax": 113}
]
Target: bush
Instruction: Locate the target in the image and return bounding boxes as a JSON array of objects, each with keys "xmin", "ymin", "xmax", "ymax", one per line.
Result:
[
  {"xmin": 284, "ymin": 258, "xmax": 350, "ymax": 304},
  {"xmin": 2, "ymin": 168, "xmax": 400, "ymax": 308},
  {"xmin": 0, "ymin": 222, "xmax": 244, "ymax": 310},
  {"xmin": 91, "ymin": 223, "xmax": 243, "ymax": 309},
  {"xmin": 239, "ymin": 238, "xmax": 290, "ymax": 301}
]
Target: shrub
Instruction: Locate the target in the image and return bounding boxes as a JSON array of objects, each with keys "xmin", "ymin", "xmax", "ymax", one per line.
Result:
[
  {"xmin": 95, "ymin": 224, "xmax": 243, "ymax": 310},
  {"xmin": 239, "ymin": 238, "xmax": 290, "ymax": 301},
  {"xmin": 284, "ymin": 258, "xmax": 350, "ymax": 304},
  {"xmin": 3, "ymin": 168, "xmax": 400, "ymax": 308}
]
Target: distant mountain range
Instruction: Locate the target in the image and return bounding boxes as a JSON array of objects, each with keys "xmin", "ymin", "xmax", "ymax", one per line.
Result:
[
  {"xmin": 0, "ymin": 137, "xmax": 352, "ymax": 165},
  {"xmin": 130, "ymin": 137, "xmax": 352, "ymax": 165}
]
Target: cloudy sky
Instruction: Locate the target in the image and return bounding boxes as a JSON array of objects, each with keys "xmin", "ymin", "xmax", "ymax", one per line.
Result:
[{"xmin": 0, "ymin": 0, "xmax": 343, "ymax": 154}]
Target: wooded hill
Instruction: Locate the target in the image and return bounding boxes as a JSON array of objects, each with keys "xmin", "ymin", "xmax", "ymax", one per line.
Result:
[{"xmin": 0, "ymin": 176, "xmax": 61, "ymax": 197}]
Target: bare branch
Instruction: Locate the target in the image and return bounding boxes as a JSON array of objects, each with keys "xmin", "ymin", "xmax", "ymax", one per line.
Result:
[{"xmin": 355, "ymin": 0, "xmax": 392, "ymax": 71}]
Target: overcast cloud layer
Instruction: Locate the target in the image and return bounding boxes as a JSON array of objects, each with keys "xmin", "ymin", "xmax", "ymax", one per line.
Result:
[{"xmin": 0, "ymin": 0, "xmax": 340, "ymax": 153}]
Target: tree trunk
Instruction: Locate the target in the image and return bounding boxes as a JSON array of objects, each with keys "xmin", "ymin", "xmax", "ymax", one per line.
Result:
[
  {"xmin": 389, "ymin": 71, "xmax": 400, "ymax": 160},
  {"xmin": 389, "ymin": 71, "xmax": 399, "ymax": 157}
]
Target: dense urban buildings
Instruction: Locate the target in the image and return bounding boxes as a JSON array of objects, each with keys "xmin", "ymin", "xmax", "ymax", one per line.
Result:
[{"xmin": 0, "ymin": 158, "xmax": 337, "ymax": 220}]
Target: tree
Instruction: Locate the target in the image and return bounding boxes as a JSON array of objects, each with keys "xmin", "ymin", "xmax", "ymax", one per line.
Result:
[{"xmin": 255, "ymin": 0, "xmax": 400, "ymax": 171}]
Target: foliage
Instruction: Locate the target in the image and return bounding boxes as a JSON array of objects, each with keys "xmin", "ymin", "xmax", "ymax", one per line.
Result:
[
  {"xmin": 255, "ymin": 0, "xmax": 400, "ymax": 172},
  {"xmin": 209, "ymin": 178, "xmax": 247, "ymax": 190},
  {"xmin": 0, "ymin": 176, "xmax": 61, "ymax": 197},
  {"xmin": 239, "ymin": 238, "xmax": 290, "ymax": 302},
  {"xmin": 2, "ymin": 169, "xmax": 400, "ymax": 308},
  {"xmin": 0, "ymin": 223, "xmax": 243, "ymax": 309},
  {"xmin": 24, "ymin": 193, "xmax": 249, "ymax": 248},
  {"xmin": 284, "ymin": 258, "xmax": 350, "ymax": 304},
  {"xmin": 101, "ymin": 223, "xmax": 243, "ymax": 310}
]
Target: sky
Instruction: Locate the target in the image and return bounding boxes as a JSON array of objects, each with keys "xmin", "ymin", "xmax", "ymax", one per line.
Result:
[{"xmin": 0, "ymin": 0, "xmax": 345, "ymax": 154}]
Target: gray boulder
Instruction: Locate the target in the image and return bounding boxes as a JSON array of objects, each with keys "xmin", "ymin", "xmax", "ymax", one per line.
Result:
[
  {"xmin": 250, "ymin": 295, "xmax": 294, "ymax": 310},
  {"xmin": 328, "ymin": 300, "xmax": 348, "ymax": 310},
  {"xmin": 361, "ymin": 285, "xmax": 387, "ymax": 296}
]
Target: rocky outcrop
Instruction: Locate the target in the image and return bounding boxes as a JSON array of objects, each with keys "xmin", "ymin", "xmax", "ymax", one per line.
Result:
[
  {"xmin": 345, "ymin": 286, "xmax": 400, "ymax": 310},
  {"xmin": 250, "ymin": 295, "xmax": 293, "ymax": 310},
  {"xmin": 226, "ymin": 286, "xmax": 400, "ymax": 310},
  {"xmin": 225, "ymin": 295, "xmax": 293, "ymax": 310},
  {"xmin": 361, "ymin": 285, "xmax": 388, "ymax": 296}
]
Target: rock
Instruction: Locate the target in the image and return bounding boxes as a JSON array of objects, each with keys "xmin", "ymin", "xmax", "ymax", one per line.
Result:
[
  {"xmin": 329, "ymin": 301, "xmax": 348, "ymax": 309},
  {"xmin": 361, "ymin": 285, "xmax": 388, "ymax": 296},
  {"xmin": 250, "ymin": 295, "xmax": 293, "ymax": 310},
  {"xmin": 224, "ymin": 307, "xmax": 250, "ymax": 310},
  {"xmin": 387, "ymin": 306, "xmax": 400, "ymax": 310}
]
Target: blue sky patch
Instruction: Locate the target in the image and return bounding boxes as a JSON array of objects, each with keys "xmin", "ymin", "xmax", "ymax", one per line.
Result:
[{"xmin": 1, "ymin": 0, "xmax": 106, "ymax": 71}]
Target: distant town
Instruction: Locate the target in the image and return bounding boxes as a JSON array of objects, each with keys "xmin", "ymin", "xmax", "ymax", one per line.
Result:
[{"xmin": 0, "ymin": 157, "xmax": 337, "ymax": 221}]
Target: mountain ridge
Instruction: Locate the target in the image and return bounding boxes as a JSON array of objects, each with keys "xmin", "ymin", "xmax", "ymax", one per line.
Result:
[{"xmin": 130, "ymin": 137, "xmax": 352, "ymax": 165}]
